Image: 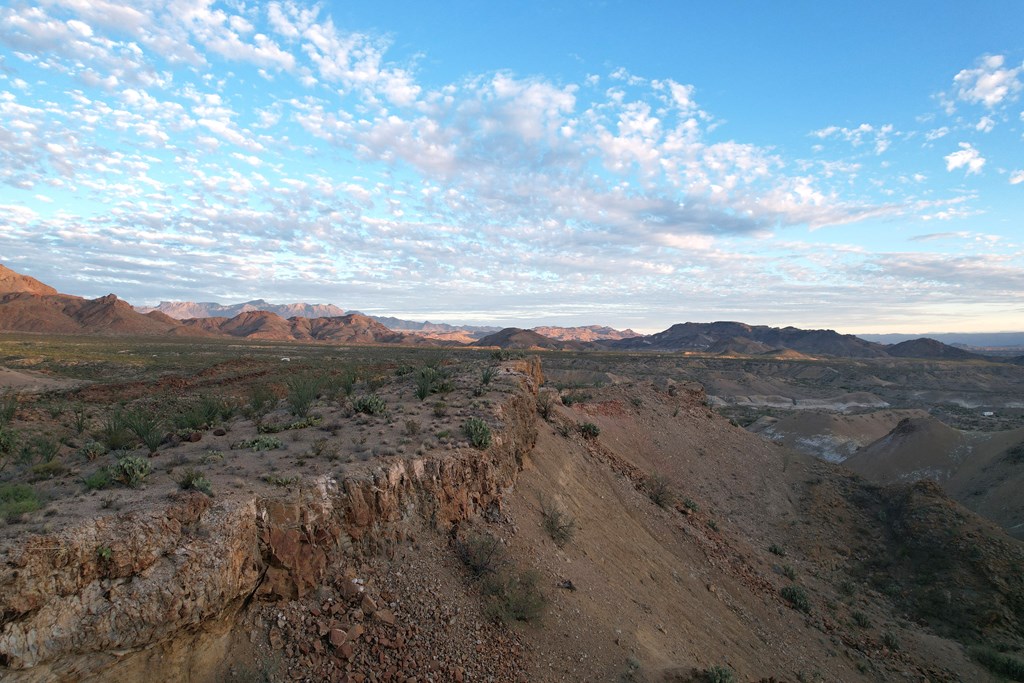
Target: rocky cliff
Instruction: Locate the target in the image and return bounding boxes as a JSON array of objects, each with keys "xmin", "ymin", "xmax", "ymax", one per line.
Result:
[{"xmin": 0, "ymin": 359, "xmax": 542, "ymax": 682}]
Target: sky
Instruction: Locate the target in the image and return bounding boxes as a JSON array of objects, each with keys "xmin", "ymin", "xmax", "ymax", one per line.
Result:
[{"xmin": 1, "ymin": 1, "xmax": 1023, "ymax": 334}]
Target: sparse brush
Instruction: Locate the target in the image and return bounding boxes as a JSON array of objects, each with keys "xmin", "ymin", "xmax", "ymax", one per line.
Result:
[
  {"xmin": 463, "ymin": 418, "xmax": 491, "ymax": 449},
  {"xmin": 0, "ymin": 426, "xmax": 18, "ymax": 473},
  {"xmin": 414, "ymin": 367, "xmax": 437, "ymax": 400},
  {"xmin": 0, "ymin": 392, "xmax": 18, "ymax": 425},
  {"xmin": 72, "ymin": 404, "xmax": 89, "ymax": 434},
  {"xmin": 82, "ymin": 468, "xmax": 112, "ymax": 491},
  {"xmin": 433, "ymin": 401, "xmax": 448, "ymax": 418},
  {"xmin": 540, "ymin": 495, "xmax": 576, "ymax": 547},
  {"xmin": 247, "ymin": 385, "xmax": 276, "ymax": 420},
  {"xmin": 455, "ymin": 532, "xmax": 508, "ymax": 579},
  {"xmin": 968, "ymin": 645, "xmax": 1024, "ymax": 681},
  {"xmin": 768, "ymin": 543, "xmax": 787, "ymax": 557},
  {"xmin": 536, "ymin": 391, "xmax": 557, "ymax": 420},
  {"xmin": 647, "ymin": 474, "xmax": 672, "ymax": 508},
  {"xmin": 482, "ymin": 569, "xmax": 545, "ymax": 624},
  {"xmin": 78, "ymin": 440, "xmax": 106, "ymax": 461},
  {"xmin": 47, "ymin": 399, "xmax": 67, "ymax": 419},
  {"xmin": 335, "ymin": 366, "xmax": 358, "ymax": 397},
  {"xmin": 178, "ymin": 468, "xmax": 213, "ymax": 496},
  {"xmin": 782, "ymin": 564, "xmax": 797, "ymax": 580},
  {"xmin": 702, "ymin": 665, "xmax": 735, "ymax": 683},
  {"xmin": 110, "ymin": 455, "xmax": 151, "ymax": 488},
  {"xmin": 123, "ymin": 408, "xmax": 165, "ymax": 454},
  {"xmin": 29, "ymin": 434, "xmax": 61, "ymax": 463},
  {"xmin": 404, "ymin": 419, "xmax": 421, "ymax": 436},
  {"xmin": 99, "ymin": 411, "xmax": 134, "ymax": 451},
  {"xmin": 233, "ymin": 435, "xmax": 283, "ymax": 451},
  {"xmin": 851, "ymin": 611, "xmax": 871, "ymax": 628},
  {"xmin": 578, "ymin": 422, "xmax": 600, "ymax": 439},
  {"xmin": 781, "ymin": 584, "xmax": 811, "ymax": 613},
  {"xmin": 481, "ymin": 366, "xmax": 496, "ymax": 385},
  {"xmin": 286, "ymin": 375, "xmax": 323, "ymax": 417}
]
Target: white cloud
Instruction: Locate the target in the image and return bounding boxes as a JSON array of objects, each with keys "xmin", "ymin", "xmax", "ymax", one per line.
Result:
[
  {"xmin": 953, "ymin": 54, "xmax": 1023, "ymax": 108},
  {"xmin": 811, "ymin": 122, "xmax": 894, "ymax": 155},
  {"xmin": 975, "ymin": 115, "xmax": 995, "ymax": 132},
  {"xmin": 1010, "ymin": 170, "xmax": 1024, "ymax": 185},
  {"xmin": 944, "ymin": 142, "xmax": 985, "ymax": 175}
]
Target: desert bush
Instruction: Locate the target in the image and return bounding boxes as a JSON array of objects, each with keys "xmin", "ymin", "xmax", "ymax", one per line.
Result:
[
  {"xmin": 768, "ymin": 543, "xmax": 787, "ymax": 557},
  {"xmin": 404, "ymin": 419, "xmax": 421, "ymax": 436},
  {"xmin": 881, "ymin": 631, "xmax": 900, "ymax": 651},
  {"xmin": 247, "ymin": 385, "xmax": 276, "ymax": 420},
  {"xmin": 782, "ymin": 564, "xmax": 797, "ymax": 581},
  {"xmin": 781, "ymin": 584, "xmax": 811, "ymax": 613},
  {"xmin": 334, "ymin": 366, "xmax": 358, "ymax": 397},
  {"xmin": 78, "ymin": 440, "xmax": 106, "ymax": 461},
  {"xmin": 414, "ymin": 367, "xmax": 437, "ymax": 400},
  {"xmin": 432, "ymin": 401, "xmax": 448, "ymax": 418},
  {"xmin": 702, "ymin": 665, "xmax": 735, "ymax": 683},
  {"xmin": 286, "ymin": 375, "xmax": 323, "ymax": 417},
  {"xmin": 0, "ymin": 426, "xmax": 16, "ymax": 473},
  {"xmin": 123, "ymin": 408, "xmax": 165, "ymax": 454},
  {"xmin": 175, "ymin": 395, "xmax": 230, "ymax": 431},
  {"xmin": 647, "ymin": 474, "xmax": 672, "ymax": 508},
  {"xmin": 30, "ymin": 459, "xmax": 66, "ymax": 481},
  {"xmin": 0, "ymin": 483, "xmax": 40, "ymax": 521},
  {"xmin": 851, "ymin": 611, "xmax": 871, "ymax": 628},
  {"xmin": 72, "ymin": 404, "xmax": 89, "ymax": 434},
  {"xmin": 682, "ymin": 497, "xmax": 699, "ymax": 512},
  {"xmin": 0, "ymin": 392, "xmax": 18, "ymax": 425},
  {"xmin": 99, "ymin": 411, "xmax": 134, "ymax": 451},
  {"xmin": 178, "ymin": 468, "xmax": 213, "ymax": 496},
  {"xmin": 483, "ymin": 569, "xmax": 545, "ymax": 624},
  {"xmin": 481, "ymin": 366, "xmax": 496, "ymax": 385},
  {"xmin": 540, "ymin": 495, "xmax": 576, "ymax": 547},
  {"xmin": 82, "ymin": 468, "xmax": 112, "ymax": 491},
  {"xmin": 968, "ymin": 646, "xmax": 1024, "ymax": 681},
  {"xmin": 111, "ymin": 455, "xmax": 151, "ymax": 488},
  {"xmin": 455, "ymin": 532, "xmax": 508, "ymax": 579},
  {"xmin": 578, "ymin": 422, "xmax": 600, "ymax": 439},
  {"xmin": 28, "ymin": 434, "xmax": 61, "ymax": 463},
  {"xmin": 537, "ymin": 391, "xmax": 557, "ymax": 420},
  {"xmin": 463, "ymin": 418, "xmax": 492, "ymax": 449},
  {"xmin": 352, "ymin": 394, "xmax": 387, "ymax": 416},
  {"xmin": 234, "ymin": 435, "xmax": 283, "ymax": 451}
]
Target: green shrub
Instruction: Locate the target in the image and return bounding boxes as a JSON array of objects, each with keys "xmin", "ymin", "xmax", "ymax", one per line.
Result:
[
  {"xmin": 682, "ymin": 497, "xmax": 700, "ymax": 512},
  {"xmin": 247, "ymin": 385, "xmax": 276, "ymax": 420},
  {"xmin": 111, "ymin": 455, "xmax": 152, "ymax": 488},
  {"xmin": 0, "ymin": 426, "xmax": 16, "ymax": 473},
  {"xmin": 540, "ymin": 495, "xmax": 576, "ymax": 547},
  {"xmin": 851, "ymin": 611, "xmax": 871, "ymax": 628},
  {"xmin": 414, "ymin": 367, "xmax": 437, "ymax": 400},
  {"xmin": 333, "ymin": 367, "xmax": 357, "ymax": 398},
  {"xmin": 72, "ymin": 404, "xmax": 89, "ymax": 434},
  {"xmin": 78, "ymin": 440, "xmax": 106, "ymax": 461},
  {"xmin": 30, "ymin": 459, "xmax": 66, "ymax": 481},
  {"xmin": 178, "ymin": 468, "xmax": 213, "ymax": 496},
  {"xmin": 123, "ymin": 409, "xmax": 165, "ymax": 454},
  {"xmin": 781, "ymin": 584, "xmax": 811, "ymax": 613},
  {"xmin": 768, "ymin": 543, "xmax": 787, "ymax": 557},
  {"xmin": 99, "ymin": 411, "xmax": 134, "ymax": 451},
  {"xmin": 432, "ymin": 401, "xmax": 448, "ymax": 418},
  {"xmin": 0, "ymin": 392, "xmax": 18, "ymax": 425},
  {"xmin": 286, "ymin": 375, "xmax": 323, "ymax": 417},
  {"xmin": 483, "ymin": 569, "xmax": 545, "ymax": 624},
  {"xmin": 463, "ymin": 418, "xmax": 492, "ymax": 449},
  {"xmin": 234, "ymin": 435, "xmax": 283, "ymax": 451},
  {"xmin": 82, "ymin": 468, "xmax": 112, "ymax": 491},
  {"xmin": 782, "ymin": 564, "xmax": 797, "ymax": 581},
  {"xmin": 702, "ymin": 666, "xmax": 735, "ymax": 683},
  {"xmin": 578, "ymin": 422, "xmax": 600, "ymax": 439},
  {"xmin": 969, "ymin": 646, "xmax": 1024, "ymax": 681},
  {"xmin": 882, "ymin": 631, "xmax": 900, "ymax": 651},
  {"xmin": 0, "ymin": 483, "xmax": 40, "ymax": 520},
  {"xmin": 481, "ymin": 366, "xmax": 496, "ymax": 385},
  {"xmin": 352, "ymin": 394, "xmax": 387, "ymax": 416}
]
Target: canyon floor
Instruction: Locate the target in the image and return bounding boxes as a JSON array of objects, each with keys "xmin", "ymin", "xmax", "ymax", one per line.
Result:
[{"xmin": 1, "ymin": 335, "xmax": 1022, "ymax": 682}]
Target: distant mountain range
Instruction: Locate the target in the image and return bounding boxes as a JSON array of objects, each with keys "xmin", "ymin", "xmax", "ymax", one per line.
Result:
[
  {"xmin": 140, "ymin": 299, "xmax": 348, "ymax": 320},
  {"xmin": 1, "ymin": 264, "xmax": 1019, "ymax": 362}
]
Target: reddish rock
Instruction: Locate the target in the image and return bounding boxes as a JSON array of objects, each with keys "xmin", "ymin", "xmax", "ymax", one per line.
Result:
[
  {"xmin": 374, "ymin": 609, "xmax": 396, "ymax": 625},
  {"xmin": 330, "ymin": 628, "xmax": 348, "ymax": 648}
]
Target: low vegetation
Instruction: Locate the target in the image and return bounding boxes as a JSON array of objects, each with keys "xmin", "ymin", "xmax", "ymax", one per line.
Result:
[
  {"xmin": 462, "ymin": 418, "xmax": 492, "ymax": 449},
  {"xmin": 110, "ymin": 455, "xmax": 152, "ymax": 488},
  {"xmin": 0, "ymin": 483, "xmax": 41, "ymax": 521},
  {"xmin": 780, "ymin": 584, "xmax": 811, "ymax": 613},
  {"xmin": 539, "ymin": 494, "xmax": 576, "ymax": 547}
]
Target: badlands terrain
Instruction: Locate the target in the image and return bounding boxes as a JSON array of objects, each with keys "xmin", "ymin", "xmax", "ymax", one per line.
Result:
[{"xmin": 0, "ymin": 265, "xmax": 1023, "ymax": 682}]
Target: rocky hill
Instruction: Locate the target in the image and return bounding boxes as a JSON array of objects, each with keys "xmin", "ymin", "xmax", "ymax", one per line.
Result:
[
  {"xmin": 531, "ymin": 325, "xmax": 639, "ymax": 342},
  {"xmin": 473, "ymin": 327, "xmax": 584, "ymax": 350},
  {"xmin": 885, "ymin": 337, "xmax": 986, "ymax": 360},
  {"xmin": 608, "ymin": 320, "xmax": 890, "ymax": 357},
  {"xmin": 0, "ymin": 264, "xmax": 59, "ymax": 296}
]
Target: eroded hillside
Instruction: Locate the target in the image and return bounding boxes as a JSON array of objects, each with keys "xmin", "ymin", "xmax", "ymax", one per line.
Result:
[{"xmin": 0, "ymin": 343, "xmax": 1022, "ymax": 682}]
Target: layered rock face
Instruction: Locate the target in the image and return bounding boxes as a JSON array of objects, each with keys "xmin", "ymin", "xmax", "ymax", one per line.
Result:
[{"xmin": 0, "ymin": 359, "xmax": 541, "ymax": 682}]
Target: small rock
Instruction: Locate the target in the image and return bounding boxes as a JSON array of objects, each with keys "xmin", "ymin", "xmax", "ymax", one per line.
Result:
[
  {"xmin": 213, "ymin": 428, "xmax": 227, "ymax": 436},
  {"xmin": 329, "ymin": 629, "xmax": 348, "ymax": 648},
  {"xmin": 374, "ymin": 609, "xmax": 396, "ymax": 625}
]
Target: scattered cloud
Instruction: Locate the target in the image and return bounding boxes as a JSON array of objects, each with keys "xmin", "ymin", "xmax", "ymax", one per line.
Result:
[
  {"xmin": 952, "ymin": 54, "xmax": 1022, "ymax": 109},
  {"xmin": 944, "ymin": 142, "xmax": 985, "ymax": 175}
]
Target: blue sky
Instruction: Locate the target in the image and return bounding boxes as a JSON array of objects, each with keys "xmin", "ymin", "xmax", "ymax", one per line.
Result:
[{"xmin": 1, "ymin": 1, "xmax": 1022, "ymax": 334}]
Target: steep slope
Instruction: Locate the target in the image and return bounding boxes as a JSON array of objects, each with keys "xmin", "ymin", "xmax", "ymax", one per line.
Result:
[
  {"xmin": 844, "ymin": 416, "xmax": 970, "ymax": 482},
  {"xmin": 0, "ymin": 265, "xmax": 59, "ymax": 296},
  {"xmin": 0, "ymin": 292, "xmax": 182, "ymax": 336}
]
